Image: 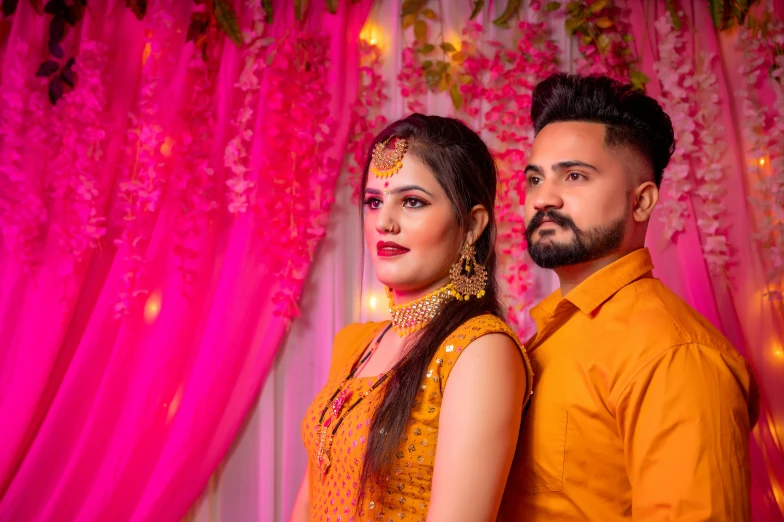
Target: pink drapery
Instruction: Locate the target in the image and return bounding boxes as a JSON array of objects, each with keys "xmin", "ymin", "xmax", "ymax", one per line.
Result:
[
  {"xmin": 628, "ymin": 1, "xmax": 784, "ymax": 519},
  {"xmin": 0, "ymin": 0, "xmax": 372, "ymax": 520}
]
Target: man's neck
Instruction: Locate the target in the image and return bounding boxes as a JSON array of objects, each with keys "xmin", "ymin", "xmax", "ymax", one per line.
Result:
[{"xmin": 555, "ymin": 251, "xmax": 629, "ymax": 296}]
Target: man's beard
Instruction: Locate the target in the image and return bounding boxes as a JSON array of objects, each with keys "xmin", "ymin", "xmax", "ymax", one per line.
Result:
[{"xmin": 525, "ymin": 209, "xmax": 626, "ymax": 269}]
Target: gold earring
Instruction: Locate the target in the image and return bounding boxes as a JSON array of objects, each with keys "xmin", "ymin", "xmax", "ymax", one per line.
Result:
[{"xmin": 449, "ymin": 242, "xmax": 487, "ymax": 300}]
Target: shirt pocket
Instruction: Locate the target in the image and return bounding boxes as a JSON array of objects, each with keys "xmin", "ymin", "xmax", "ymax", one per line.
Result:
[{"xmin": 514, "ymin": 403, "xmax": 568, "ymax": 494}]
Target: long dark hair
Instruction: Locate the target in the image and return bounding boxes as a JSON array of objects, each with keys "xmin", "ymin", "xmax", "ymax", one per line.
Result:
[{"xmin": 358, "ymin": 113, "xmax": 504, "ymax": 492}]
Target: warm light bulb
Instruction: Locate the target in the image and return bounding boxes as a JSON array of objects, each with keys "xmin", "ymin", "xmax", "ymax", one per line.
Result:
[
  {"xmin": 775, "ymin": 349, "xmax": 784, "ymax": 359},
  {"xmin": 160, "ymin": 136, "xmax": 175, "ymax": 158},
  {"xmin": 759, "ymin": 158, "xmax": 766, "ymax": 166},
  {"xmin": 360, "ymin": 23, "xmax": 380, "ymax": 47},
  {"xmin": 368, "ymin": 294, "xmax": 378, "ymax": 310},
  {"xmin": 144, "ymin": 290, "xmax": 162, "ymax": 324}
]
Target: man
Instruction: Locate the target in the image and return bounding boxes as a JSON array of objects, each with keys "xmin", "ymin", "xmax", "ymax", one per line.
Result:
[{"xmin": 499, "ymin": 73, "xmax": 759, "ymax": 521}]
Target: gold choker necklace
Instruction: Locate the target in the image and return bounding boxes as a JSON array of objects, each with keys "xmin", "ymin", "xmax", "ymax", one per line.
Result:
[{"xmin": 387, "ymin": 284, "xmax": 457, "ymax": 337}]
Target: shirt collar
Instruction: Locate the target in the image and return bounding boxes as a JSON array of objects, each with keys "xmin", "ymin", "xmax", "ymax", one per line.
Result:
[{"xmin": 530, "ymin": 248, "xmax": 655, "ymax": 323}]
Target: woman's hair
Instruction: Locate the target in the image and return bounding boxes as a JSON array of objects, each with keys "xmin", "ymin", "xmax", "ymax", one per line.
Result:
[{"xmin": 358, "ymin": 113, "xmax": 504, "ymax": 493}]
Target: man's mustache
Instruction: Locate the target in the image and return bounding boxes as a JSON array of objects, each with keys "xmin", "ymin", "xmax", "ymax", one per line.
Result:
[{"xmin": 525, "ymin": 210, "xmax": 579, "ymax": 238}]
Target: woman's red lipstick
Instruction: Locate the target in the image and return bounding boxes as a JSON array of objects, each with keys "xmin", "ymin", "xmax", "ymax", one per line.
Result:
[{"xmin": 377, "ymin": 241, "xmax": 410, "ymax": 257}]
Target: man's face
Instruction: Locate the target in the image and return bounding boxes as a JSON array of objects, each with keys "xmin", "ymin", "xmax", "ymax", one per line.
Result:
[{"xmin": 524, "ymin": 121, "xmax": 634, "ymax": 269}]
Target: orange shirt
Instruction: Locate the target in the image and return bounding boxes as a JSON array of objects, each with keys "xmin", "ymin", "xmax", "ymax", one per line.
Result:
[
  {"xmin": 499, "ymin": 248, "xmax": 759, "ymax": 522},
  {"xmin": 302, "ymin": 314, "xmax": 532, "ymax": 522}
]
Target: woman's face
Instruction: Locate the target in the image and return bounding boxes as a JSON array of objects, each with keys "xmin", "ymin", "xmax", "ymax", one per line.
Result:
[{"xmin": 364, "ymin": 153, "xmax": 463, "ymax": 297}]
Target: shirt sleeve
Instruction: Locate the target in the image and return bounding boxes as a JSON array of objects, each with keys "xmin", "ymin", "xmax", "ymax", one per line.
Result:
[{"xmin": 614, "ymin": 343, "xmax": 753, "ymax": 521}]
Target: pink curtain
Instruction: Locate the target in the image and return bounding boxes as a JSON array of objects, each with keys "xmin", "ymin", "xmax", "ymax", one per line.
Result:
[
  {"xmin": 625, "ymin": 0, "xmax": 784, "ymax": 519},
  {"xmin": 0, "ymin": 0, "xmax": 372, "ymax": 520}
]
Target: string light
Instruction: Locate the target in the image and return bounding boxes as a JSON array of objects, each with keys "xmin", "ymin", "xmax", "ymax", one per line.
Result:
[
  {"xmin": 359, "ymin": 23, "xmax": 381, "ymax": 47},
  {"xmin": 759, "ymin": 157, "xmax": 766, "ymax": 166},
  {"xmin": 368, "ymin": 293, "xmax": 378, "ymax": 311},
  {"xmin": 144, "ymin": 290, "xmax": 162, "ymax": 324}
]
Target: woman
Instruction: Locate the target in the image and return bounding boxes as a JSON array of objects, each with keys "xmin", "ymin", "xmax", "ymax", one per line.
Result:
[{"xmin": 290, "ymin": 114, "xmax": 533, "ymax": 522}]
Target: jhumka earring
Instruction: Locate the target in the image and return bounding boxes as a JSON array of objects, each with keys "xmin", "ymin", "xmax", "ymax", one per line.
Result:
[
  {"xmin": 370, "ymin": 137, "xmax": 407, "ymax": 178},
  {"xmin": 449, "ymin": 242, "xmax": 488, "ymax": 300}
]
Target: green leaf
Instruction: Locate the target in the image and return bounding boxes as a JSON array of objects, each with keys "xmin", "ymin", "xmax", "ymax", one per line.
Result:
[
  {"xmin": 422, "ymin": 7, "xmax": 438, "ymax": 19},
  {"xmin": 414, "ymin": 19, "xmax": 427, "ymax": 41},
  {"xmin": 544, "ymin": 1, "xmax": 561, "ymax": 11},
  {"xmin": 452, "ymin": 51, "xmax": 468, "ymax": 63},
  {"xmin": 401, "ymin": 0, "xmax": 426, "ymax": 16},
  {"xmin": 469, "ymin": 0, "xmax": 485, "ymax": 20},
  {"xmin": 418, "ymin": 43, "xmax": 435, "ymax": 53},
  {"xmin": 440, "ymin": 41, "xmax": 456, "ymax": 53},
  {"xmin": 622, "ymin": 33, "xmax": 634, "ymax": 42},
  {"xmin": 708, "ymin": 0, "xmax": 725, "ymax": 29},
  {"xmin": 595, "ymin": 16, "xmax": 613, "ymax": 28},
  {"xmin": 589, "ymin": 0, "xmax": 608, "ymax": 12},
  {"xmin": 630, "ymin": 69, "xmax": 650, "ymax": 91},
  {"xmin": 2, "ymin": 0, "xmax": 18, "ymax": 17},
  {"xmin": 326, "ymin": 0, "xmax": 339, "ymax": 14},
  {"xmin": 665, "ymin": 0, "xmax": 681, "ymax": 30},
  {"xmin": 294, "ymin": 0, "xmax": 310, "ymax": 21},
  {"xmin": 492, "ymin": 0, "xmax": 521, "ymax": 27},
  {"xmin": 262, "ymin": 0, "xmax": 273, "ymax": 23},
  {"xmin": 422, "ymin": 60, "xmax": 434, "ymax": 69},
  {"xmin": 425, "ymin": 68, "xmax": 442, "ymax": 87},
  {"xmin": 564, "ymin": 16, "xmax": 582, "ymax": 35},
  {"xmin": 215, "ymin": 0, "xmax": 242, "ymax": 46},
  {"xmin": 450, "ymin": 83, "xmax": 463, "ymax": 110},
  {"xmin": 566, "ymin": 1, "xmax": 582, "ymax": 15},
  {"xmin": 402, "ymin": 13, "xmax": 416, "ymax": 28},
  {"xmin": 596, "ymin": 33, "xmax": 611, "ymax": 53}
]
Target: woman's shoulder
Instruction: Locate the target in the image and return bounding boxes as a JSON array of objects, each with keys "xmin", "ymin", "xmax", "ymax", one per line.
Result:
[
  {"xmin": 448, "ymin": 313, "xmax": 522, "ymax": 345},
  {"xmin": 436, "ymin": 314, "xmax": 533, "ymax": 401},
  {"xmin": 328, "ymin": 321, "xmax": 389, "ymax": 381}
]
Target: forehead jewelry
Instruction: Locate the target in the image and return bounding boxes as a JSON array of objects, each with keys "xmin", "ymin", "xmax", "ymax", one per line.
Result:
[
  {"xmin": 383, "ymin": 181, "xmax": 389, "ymax": 196},
  {"xmin": 370, "ymin": 137, "xmax": 407, "ymax": 179}
]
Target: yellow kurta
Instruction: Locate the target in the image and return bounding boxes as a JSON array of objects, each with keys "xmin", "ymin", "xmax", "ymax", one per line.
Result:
[
  {"xmin": 500, "ymin": 248, "xmax": 759, "ymax": 521},
  {"xmin": 301, "ymin": 314, "xmax": 533, "ymax": 522}
]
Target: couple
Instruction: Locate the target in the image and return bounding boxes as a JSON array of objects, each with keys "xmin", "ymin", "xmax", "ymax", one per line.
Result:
[{"xmin": 290, "ymin": 73, "xmax": 759, "ymax": 522}]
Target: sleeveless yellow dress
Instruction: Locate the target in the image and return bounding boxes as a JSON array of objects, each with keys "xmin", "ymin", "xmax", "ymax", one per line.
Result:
[{"xmin": 300, "ymin": 314, "xmax": 533, "ymax": 522}]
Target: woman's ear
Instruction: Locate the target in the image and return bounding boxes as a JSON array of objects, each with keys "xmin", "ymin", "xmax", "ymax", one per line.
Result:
[{"xmin": 468, "ymin": 204, "xmax": 489, "ymax": 243}]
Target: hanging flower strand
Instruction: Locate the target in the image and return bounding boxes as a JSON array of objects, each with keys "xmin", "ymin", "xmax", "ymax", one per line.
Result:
[
  {"xmin": 49, "ymin": 40, "xmax": 109, "ymax": 301},
  {"xmin": 0, "ymin": 40, "xmax": 48, "ymax": 268},
  {"xmin": 738, "ymin": 15, "xmax": 784, "ymax": 301},
  {"xmin": 458, "ymin": 19, "xmax": 560, "ymax": 333},
  {"xmin": 256, "ymin": 31, "xmax": 339, "ymax": 320},
  {"xmin": 692, "ymin": 51, "xmax": 731, "ymax": 276},
  {"xmin": 224, "ymin": 0, "xmax": 268, "ymax": 215},
  {"xmin": 347, "ymin": 36, "xmax": 388, "ymax": 202},
  {"xmin": 653, "ymin": 12, "xmax": 697, "ymax": 241},
  {"xmin": 173, "ymin": 6, "xmax": 224, "ymax": 298},
  {"xmin": 114, "ymin": 1, "xmax": 176, "ymax": 317}
]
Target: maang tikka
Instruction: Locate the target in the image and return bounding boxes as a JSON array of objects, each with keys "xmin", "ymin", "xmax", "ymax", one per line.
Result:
[
  {"xmin": 370, "ymin": 137, "xmax": 407, "ymax": 178},
  {"xmin": 449, "ymin": 241, "xmax": 488, "ymax": 300}
]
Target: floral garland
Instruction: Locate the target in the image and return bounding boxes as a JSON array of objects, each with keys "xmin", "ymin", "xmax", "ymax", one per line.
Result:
[
  {"xmin": 653, "ymin": 13, "xmax": 697, "ymax": 241},
  {"xmin": 48, "ymin": 40, "xmax": 108, "ymax": 299},
  {"xmin": 114, "ymin": 1, "xmax": 175, "ymax": 317},
  {"xmin": 458, "ymin": 20, "xmax": 560, "ymax": 332},
  {"xmin": 0, "ymin": 40, "xmax": 48, "ymax": 268},
  {"xmin": 173, "ymin": 9, "xmax": 225, "ymax": 298},
  {"xmin": 550, "ymin": 0, "xmax": 647, "ymax": 90},
  {"xmin": 691, "ymin": 50, "xmax": 731, "ymax": 276},
  {"xmin": 738, "ymin": 16, "xmax": 784, "ymax": 302},
  {"xmin": 346, "ymin": 38, "xmax": 388, "ymax": 202},
  {"xmin": 224, "ymin": 0, "xmax": 269, "ymax": 215},
  {"xmin": 397, "ymin": 43, "xmax": 428, "ymax": 114},
  {"xmin": 256, "ymin": 31, "xmax": 339, "ymax": 320}
]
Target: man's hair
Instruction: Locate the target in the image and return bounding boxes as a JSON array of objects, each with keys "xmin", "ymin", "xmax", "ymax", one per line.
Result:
[{"xmin": 531, "ymin": 73, "xmax": 675, "ymax": 188}]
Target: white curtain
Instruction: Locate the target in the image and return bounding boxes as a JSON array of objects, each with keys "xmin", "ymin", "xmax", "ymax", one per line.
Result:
[{"xmin": 192, "ymin": 1, "xmax": 571, "ymax": 519}]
